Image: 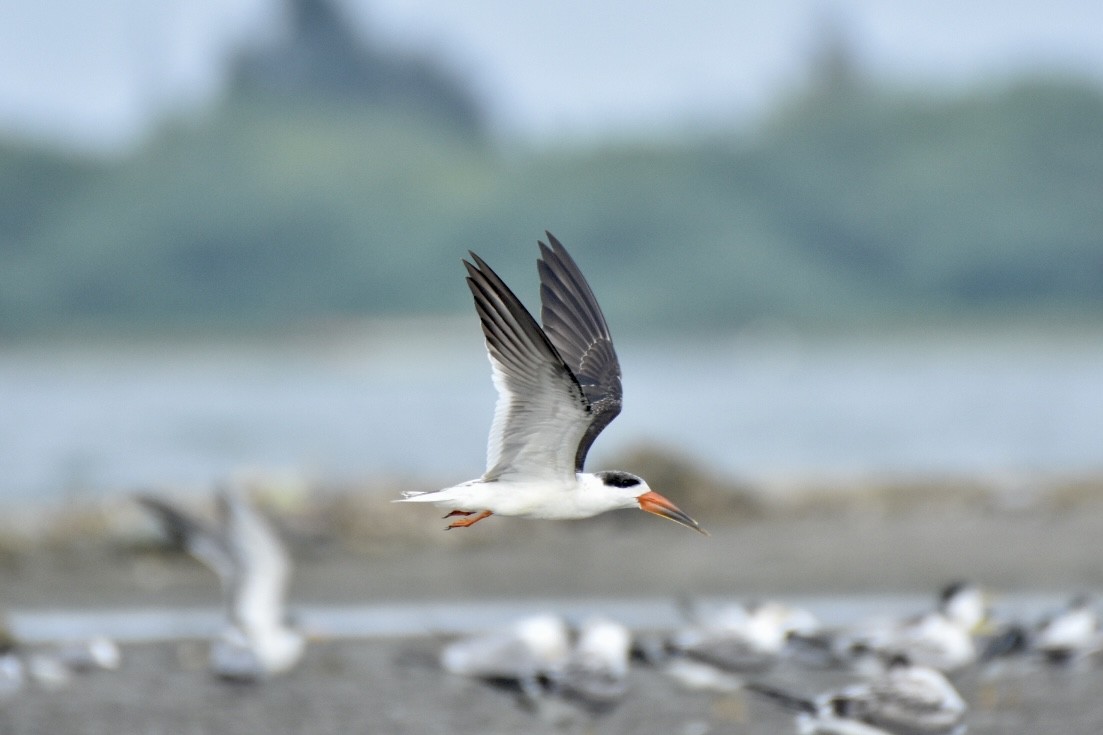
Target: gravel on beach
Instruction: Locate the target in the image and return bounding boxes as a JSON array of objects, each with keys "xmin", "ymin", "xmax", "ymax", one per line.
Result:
[
  {"xmin": 4, "ymin": 500, "xmax": 1103, "ymax": 733},
  {"xmin": 3, "ymin": 637, "xmax": 1103, "ymax": 735}
]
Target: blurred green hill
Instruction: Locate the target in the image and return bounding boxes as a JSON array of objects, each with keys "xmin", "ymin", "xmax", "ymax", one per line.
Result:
[{"xmin": 1, "ymin": 1, "xmax": 1101, "ymax": 338}]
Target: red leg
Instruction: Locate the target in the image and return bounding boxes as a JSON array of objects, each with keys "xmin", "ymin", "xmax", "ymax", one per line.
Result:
[
  {"xmin": 443, "ymin": 510, "xmax": 475, "ymax": 518},
  {"xmin": 445, "ymin": 510, "xmax": 493, "ymax": 529}
]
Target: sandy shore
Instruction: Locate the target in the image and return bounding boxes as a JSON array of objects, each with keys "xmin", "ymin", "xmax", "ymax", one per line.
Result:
[
  {"xmin": 4, "ymin": 493, "xmax": 1103, "ymax": 732},
  {"xmin": 6, "ymin": 496, "xmax": 1103, "ymax": 607},
  {"xmin": 3, "ymin": 637, "xmax": 1103, "ymax": 735}
]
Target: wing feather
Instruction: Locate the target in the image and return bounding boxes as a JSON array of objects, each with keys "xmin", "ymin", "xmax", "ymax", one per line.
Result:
[
  {"xmin": 857, "ymin": 667, "xmax": 965, "ymax": 732},
  {"xmin": 136, "ymin": 494, "xmax": 235, "ymax": 583},
  {"xmin": 537, "ymin": 233, "xmax": 623, "ymax": 471},
  {"xmin": 464, "ymin": 253, "xmax": 592, "ymax": 482},
  {"xmin": 218, "ymin": 489, "xmax": 291, "ymax": 633}
]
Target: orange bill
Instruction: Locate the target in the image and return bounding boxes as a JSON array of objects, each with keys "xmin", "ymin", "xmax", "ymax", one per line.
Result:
[{"xmin": 637, "ymin": 491, "xmax": 708, "ymax": 535}]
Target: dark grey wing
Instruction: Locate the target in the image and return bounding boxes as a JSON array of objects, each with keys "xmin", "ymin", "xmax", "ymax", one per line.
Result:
[
  {"xmin": 681, "ymin": 638, "xmax": 777, "ymax": 673},
  {"xmin": 536, "ymin": 233, "xmax": 623, "ymax": 471},
  {"xmin": 136, "ymin": 494, "xmax": 234, "ymax": 582},
  {"xmin": 465, "ymin": 252, "xmax": 592, "ymax": 482},
  {"xmin": 743, "ymin": 682, "xmax": 819, "ymax": 715}
]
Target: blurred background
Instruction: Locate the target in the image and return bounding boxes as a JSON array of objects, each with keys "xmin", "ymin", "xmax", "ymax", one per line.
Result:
[
  {"xmin": 4, "ymin": 7, "xmax": 1103, "ymax": 731},
  {"xmin": 1, "ymin": 0, "xmax": 1102, "ymax": 510}
]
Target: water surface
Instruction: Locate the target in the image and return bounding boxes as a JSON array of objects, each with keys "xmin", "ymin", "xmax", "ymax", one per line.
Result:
[{"xmin": 2, "ymin": 330, "xmax": 1100, "ymax": 504}]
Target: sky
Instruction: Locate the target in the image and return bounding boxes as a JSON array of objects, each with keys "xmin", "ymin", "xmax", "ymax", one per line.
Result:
[{"xmin": 2, "ymin": 0, "xmax": 1103, "ymax": 153}]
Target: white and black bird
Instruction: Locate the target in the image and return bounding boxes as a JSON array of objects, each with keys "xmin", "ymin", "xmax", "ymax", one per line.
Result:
[
  {"xmin": 640, "ymin": 600, "xmax": 821, "ymax": 692},
  {"xmin": 0, "ymin": 614, "xmax": 119, "ymax": 695},
  {"xmin": 138, "ymin": 488, "xmax": 305, "ymax": 681},
  {"xmin": 1031, "ymin": 594, "xmax": 1101, "ymax": 665},
  {"xmin": 555, "ymin": 616, "xmax": 632, "ymax": 711},
  {"xmin": 747, "ymin": 656, "xmax": 968, "ymax": 735},
  {"xmin": 397, "ymin": 233, "xmax": 704, "ymax": 534},
  {"xmin": 823, "ymin": 582, "xmax": 989, "ymax": 673},
  {"xmin": 53, "ymin": 636, "xmax": 122, "ymax": 673},
  {"xmin": 0, "ymin": 642, "xmax": 23, "ymax": 703},
  {"xmin": 442, "ymin": 614, "xmax": 631, "ymax": 716},
  {"xmin": 674, "ymin": 600, "xmax": 823, "ymax": 671},
  {"xmin": 440, "ymin": 614, "xmax": 571, "ymax": 700},
  {"xmin": 980, "ymin": 594, "xmax": 1103, "ymax": 667}
]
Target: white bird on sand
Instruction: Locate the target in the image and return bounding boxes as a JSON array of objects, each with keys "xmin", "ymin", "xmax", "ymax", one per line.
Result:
[
  {"xmin": 824, "ymin": 582, "xmax": 988, "ymax": 673},
  {"xmin": 0, "ymin": 614, "xmax": 119, "ymax": 695},
  {"xmin": 25, "ymin": 652, "xmax": 71, "ymax": 691},
  {"xmin": 0, "ymin": 649, "xmax": 24, "ymax": 702},
  {"xmin": 397, "ymin": 233, "xmax": 705, "ymax": 534},
  {"xmin": 555, "ymin": 616, "xmax": 632, "ymax": 710},
  {"xmin": 55, "ymin": 636, "xmax": 122, "ymax": 673},
  {"xmin": 440, "ymin": 614, "xmax": 571, "ymax": 698},
  {"xmin": 138, "ymin": 488, "xmax": 305, "ymax": 681},
  {"xmin": 674, "ymin": 600, "xmax": 822, "ymax": 671},
  {"xmin": 1032, "ymin": 594, "xmax": 1101, "ymax": 664},
  {"xmin": 0, "ymin": 617, "xmax": 23, "ymax": 702},
  {"xmin": 442, "ymin": 613, "xmax": 631, "ymax": 716},
  {"xmin": 880, "ymin": 582, "xmax": 987, "ymax": 672},
  {"xmin": 643, "ymin": 600, "xmax": 820, "ymax": 692},
  {"xmin": 747, "ymin": 655, "xmax": 968, "ymax": 735}
]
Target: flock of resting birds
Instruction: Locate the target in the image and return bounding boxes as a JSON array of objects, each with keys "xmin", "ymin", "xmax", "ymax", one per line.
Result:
[
  {"xmin": 4, "ymin": 489, "xmax": 1100, "ymax": 734},
  {"xmin": 2, "ymin": 234, "xmax": 1099, "ymax": 732},
  {"xmin": 436, "ymin": 582, "xmax": 1103, "ymax": 733}
]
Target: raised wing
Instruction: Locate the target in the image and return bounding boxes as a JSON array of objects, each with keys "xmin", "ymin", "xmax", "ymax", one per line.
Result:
[
  {"xmin": 136, "ymin": 494, "xmax": 235, "ymax": 583},
  {"xmin": 537, "ymin": 233, "xmax": 623, "ymax": 471},
  {"xmin": 217, "ymin": 488, "xmax": 291, "ymax": 633},
  {"xmin": 465, "ymin": 252, "xmax": 591, "ymax": 482}
]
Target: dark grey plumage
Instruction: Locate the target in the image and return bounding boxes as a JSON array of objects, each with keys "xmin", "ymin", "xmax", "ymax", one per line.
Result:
[
  {"xmin": 462, "ymin": 232, "xmax": 624, "ymax": 481},
  {"xmin": 537, "ymin": 232, "xmax": 623, "ymax": 472},
  {"xmin": 136, "ymin": 494, "xmax": 235, "ymax": 587},
  {"xmin": 747, "ymin": 657, "xmax": 967, "ymax": 735},
  {"xmin": 464, "ymin": 251, "xmax": 589, "ymax": 481}
]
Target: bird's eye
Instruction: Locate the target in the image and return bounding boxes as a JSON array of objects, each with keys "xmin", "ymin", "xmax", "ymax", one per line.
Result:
[{"xmin": 600, "ymin": 472, "xmax": 641, "ymax": 488}]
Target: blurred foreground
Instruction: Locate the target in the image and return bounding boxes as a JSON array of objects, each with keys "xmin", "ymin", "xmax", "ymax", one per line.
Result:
[
  {"xmin": 3, "ymin": 478, "xmax": 1103, "ymax": 733},
  {"xmin": 3, "ymin": 636, "xmax": 1103, "ymax": 735},
  {"xmin": 3, "ymin": 469, "xmax": 1103, "ymax": 607}
]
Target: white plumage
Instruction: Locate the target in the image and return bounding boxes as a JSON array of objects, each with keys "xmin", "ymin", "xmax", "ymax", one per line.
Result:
[
  {"xmin": 138, "ymin": 487, "xmax": 305, "ymax": 680},
  {"xmin": 398, "ymin": 233, "xmax": 703, "ymax": 534}
]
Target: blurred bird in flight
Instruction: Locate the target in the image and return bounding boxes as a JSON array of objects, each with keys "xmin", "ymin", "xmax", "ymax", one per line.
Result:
[{"xmin": 138, "ymin": 487, "xmax": 305, "ymax": 681}]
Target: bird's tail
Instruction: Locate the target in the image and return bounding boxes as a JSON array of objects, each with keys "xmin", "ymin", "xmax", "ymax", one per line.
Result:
[
  {"xmin": 744, "ymin": 681, "xmax": 818, "ymax": 715},
  {"xmin": 393, "ymin": 490, "xmax": 440, "ymax": 502}
]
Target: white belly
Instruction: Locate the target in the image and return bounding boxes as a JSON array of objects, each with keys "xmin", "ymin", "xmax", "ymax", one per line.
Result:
[{"xmin": 409, "ymin": 477, "xmax": 625, "ymax": 520}]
